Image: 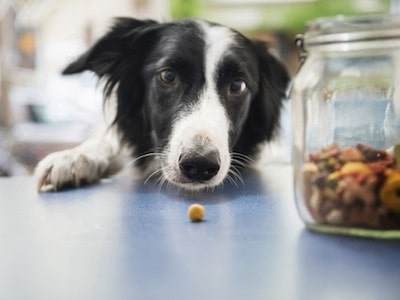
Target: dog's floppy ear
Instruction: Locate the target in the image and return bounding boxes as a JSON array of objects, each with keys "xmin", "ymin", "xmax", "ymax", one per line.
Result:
[
  {"xmin": 235, "ymin": 41, "xmax": 290, "ymax": 156},
  {"xmin": 62, "ymin": 17, "xmax": 161, "ymax": 153},
  {"xmin": 62, "ymin": 18, "xmax": 158, "ymax": 77}
]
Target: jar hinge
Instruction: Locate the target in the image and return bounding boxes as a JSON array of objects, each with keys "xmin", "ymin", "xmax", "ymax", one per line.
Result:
[{"xmin": 294, "ymin": 34, "xmax": 307, "ymax": 73}]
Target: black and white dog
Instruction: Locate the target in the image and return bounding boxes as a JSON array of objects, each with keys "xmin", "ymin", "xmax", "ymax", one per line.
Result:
[{"xmin": 35, "ymin": 18, "xmax": 290, "ymax": 191}]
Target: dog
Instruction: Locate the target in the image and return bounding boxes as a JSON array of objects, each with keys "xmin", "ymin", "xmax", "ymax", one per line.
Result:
[{"xmin": 35, "ymin": 17, "xmax": 290, "ymax": 192}]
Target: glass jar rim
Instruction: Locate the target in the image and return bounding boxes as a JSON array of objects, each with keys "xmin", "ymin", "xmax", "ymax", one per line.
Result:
[{"xmin": 303, "ymin": 14, "xmax": 400, "ymax": 46}]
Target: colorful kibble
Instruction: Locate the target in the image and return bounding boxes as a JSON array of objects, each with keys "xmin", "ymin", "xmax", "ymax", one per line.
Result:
[
  {"xmin": 302, "ymin": 143, "xmax": 400, "ymax": 229},
  {"xmin": 379, "ymin": 172, "xmax": 400, "ymax": 213}
]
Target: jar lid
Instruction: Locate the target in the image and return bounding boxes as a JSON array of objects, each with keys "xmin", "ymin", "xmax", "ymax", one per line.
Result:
[{"xmin": 304, "ymin": 14, "xmax": 400, "ymax": 46}]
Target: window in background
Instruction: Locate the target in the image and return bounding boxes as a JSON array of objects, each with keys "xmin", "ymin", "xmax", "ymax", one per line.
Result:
[{"xmin": 0, "ymin": 0, "xmax": 167, "ymax": 175}]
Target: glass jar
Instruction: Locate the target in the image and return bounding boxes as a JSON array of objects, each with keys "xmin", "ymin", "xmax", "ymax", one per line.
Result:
[{"xmin": 291, "ymin": 14, "xmax": 400, "ymax": 238}]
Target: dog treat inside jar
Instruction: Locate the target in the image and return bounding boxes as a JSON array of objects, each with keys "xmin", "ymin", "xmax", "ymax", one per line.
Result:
[{"xmin": 291, "ymin": 14, "xmax": 400, "ymax": 238}]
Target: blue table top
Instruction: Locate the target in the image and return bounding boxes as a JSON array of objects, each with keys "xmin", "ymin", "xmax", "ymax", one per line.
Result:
[{"xmin": 1, "ymin": 164, "xmax": 400, "ymax": 300}]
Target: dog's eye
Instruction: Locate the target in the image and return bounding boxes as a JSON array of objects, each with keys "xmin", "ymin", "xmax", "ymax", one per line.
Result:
[
  {"xmin": 230, "ymin": 79, "xmax": 247, "ymax": 94},
  {"xmin": 160, "ymin": 69, "xmax": 176, "ymax": 84}
]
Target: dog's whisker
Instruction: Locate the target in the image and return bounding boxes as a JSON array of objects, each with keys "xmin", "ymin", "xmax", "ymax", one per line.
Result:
[
  {"xmin": 155, "ymin": 166, "xmax": 173, "ymax": 192},
  {"xmin": 144, "ymin": 168, "xmax": 163, "ymax": 185},
  {"xmin": 132, "ymin": 152, "xmax": 165, "ymax": 164},
  {"xmin": 228, "ymin": 167, "xmax": 244, "ymax": 187},
  {"xmin": 227, "ymin": 175, "xmax": 239, "ymax": 189},
  {"xmin": 123, "ymin": 152, "xmax": 163, "ymax": 169},
  {"xmin": 230, "ymin": 165, "xmax": 244, "ymax": 180},
  {"xmin": 230, "ymin": 158, "xmax": 247, "ymax": 168},
  {"xmin": 160, "ymin": 176, "xmax": 171, "ymax": 193},
  {"xmin": 234, "ymin": 156, "xmax": 253, "ymax": 164},
  {"xmin": 230, "ymin": 159, "xmax": 248, "ymax": 169},
  {"xmin": 155, "ymin": 174, "xmax": 164, "ymax": 192},
  {"xmin": 225, "ymin": 173, "xmax": 239, "ymax": 188},
  {"xmin": 230, "ymin": 152, "xmax": 255, "ymax": 166},
  {"xmin": 231, "ymin": 151, "xmax": 253, "ymax": 160}
]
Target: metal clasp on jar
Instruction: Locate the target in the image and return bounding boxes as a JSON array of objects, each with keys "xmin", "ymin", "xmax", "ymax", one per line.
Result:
[{"xmin": 294, "ymin": 34, "xmax": 306, "ymax": 72}]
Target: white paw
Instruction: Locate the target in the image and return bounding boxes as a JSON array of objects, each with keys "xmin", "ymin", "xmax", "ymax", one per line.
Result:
[{"xmin": 35, "ymin": 149, "xmax": 110, "ymax": 192}]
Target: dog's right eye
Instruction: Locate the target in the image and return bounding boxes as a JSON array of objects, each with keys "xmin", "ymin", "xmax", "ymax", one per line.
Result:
[
  {"xmin": 159, "ymin": 69, "xmax": 176, "ymax": 84},
  {"xmin": 229, "ymin": 79, "xmax": 247, "ymax": 95}
]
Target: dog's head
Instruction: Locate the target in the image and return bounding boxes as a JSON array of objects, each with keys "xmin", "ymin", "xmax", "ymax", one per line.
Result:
[{"xmin": 63, "ymin": 18, "xmax": 289, "ymax": 190}]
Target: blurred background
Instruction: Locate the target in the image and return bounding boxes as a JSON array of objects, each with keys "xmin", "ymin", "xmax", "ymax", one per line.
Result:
[{"xmin": 0, "ymin": 0, "xmax": 398, "ymax": 176}]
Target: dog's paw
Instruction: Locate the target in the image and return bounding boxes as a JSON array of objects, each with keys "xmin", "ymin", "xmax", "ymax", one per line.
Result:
[{"xmin": 35, "ymin": 149, "xmax": 110, "ymax": 192}]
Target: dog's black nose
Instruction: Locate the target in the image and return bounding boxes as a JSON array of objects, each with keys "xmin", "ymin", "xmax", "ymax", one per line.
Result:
[{"xmin": 179, "ymin": 152, "xmax": 220, "ymax": 181}]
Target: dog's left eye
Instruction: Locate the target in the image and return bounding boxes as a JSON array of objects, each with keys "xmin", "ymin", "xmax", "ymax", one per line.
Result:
[
  {"xmin": 160, "ymin": 69, "xmax": 176, "ymax": 84},
  {"xmin": 230, "ymin": 79, "xmax": 247, "ymax": 94}
]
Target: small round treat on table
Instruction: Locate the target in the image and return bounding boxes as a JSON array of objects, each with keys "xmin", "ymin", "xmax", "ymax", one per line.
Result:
[{"xmin": 187, "ymin": 204, "xmax": 205, "ymax": 222}]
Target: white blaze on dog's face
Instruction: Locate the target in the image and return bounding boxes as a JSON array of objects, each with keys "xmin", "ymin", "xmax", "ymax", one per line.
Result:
[{"xmin": 163, "ymin": 24, "xmax": 233, "ymax": 190}]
